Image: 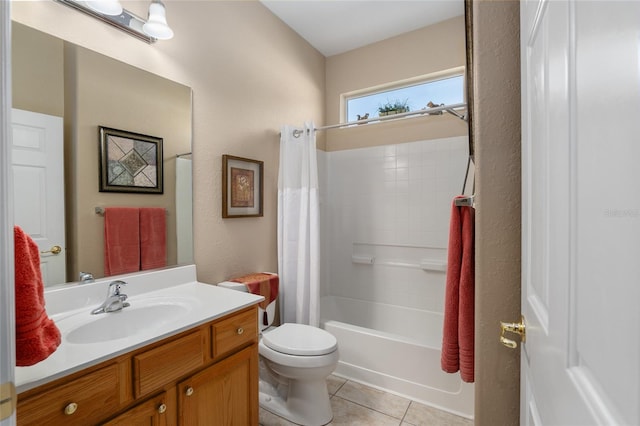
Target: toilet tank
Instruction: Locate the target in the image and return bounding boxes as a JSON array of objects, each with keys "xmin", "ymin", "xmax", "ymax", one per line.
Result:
[{"xmin": 217, "ymin": 281, "xmax": 276, "ymax": 331}]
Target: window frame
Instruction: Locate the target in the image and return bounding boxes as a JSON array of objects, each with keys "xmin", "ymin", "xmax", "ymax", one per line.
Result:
[{"xmin": 341, "ymin": 66, "xmax": 466, "ymax": 124}]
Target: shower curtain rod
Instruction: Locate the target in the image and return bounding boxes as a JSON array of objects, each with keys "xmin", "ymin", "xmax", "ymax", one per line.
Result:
[{"xmin": 291, "ymin": 102, "xmax": 467, "ymax": 138}]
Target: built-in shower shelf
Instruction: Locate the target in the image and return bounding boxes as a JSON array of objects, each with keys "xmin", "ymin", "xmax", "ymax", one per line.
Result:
[
  {"xmin": 351, "ymin": 256, "xmax": 446, "ymax": 272},
  {"xmin": 351, "ymin": 242, "xmax": 447, "ymax": 273}
]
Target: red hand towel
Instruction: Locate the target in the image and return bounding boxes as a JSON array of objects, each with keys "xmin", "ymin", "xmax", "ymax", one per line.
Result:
[
  {"xmin": 231, "ymin": 273, "xmax": 279, "ymax": 310},
  {"xmin": 441, "ymin": 197, "xmax": 475, "ymax": 383},
  {"xmin": 140, "ymin": 208, "xmax": 166, "ymax": 271},
  {"xmin": 14, "ymin": 226, "xmax": 61, "ymax": 366},
  {"xmin": 104, "ymin": 207, "xmax": 140, "ymax": 276}
]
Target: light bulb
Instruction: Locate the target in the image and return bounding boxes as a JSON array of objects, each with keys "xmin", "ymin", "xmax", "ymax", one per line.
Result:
[
  {"xmin": 143, "ymin": 0, "xmax": 174, "ymax": 40},
  {"xmin": 84, "ymin": 0, "xmax": 123, "ymax": 16}
]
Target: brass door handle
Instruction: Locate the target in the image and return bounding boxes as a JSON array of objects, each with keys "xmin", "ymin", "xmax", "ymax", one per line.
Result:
[
  {"xmin": 41, "ymin": 245, "xmax": 62, "ymax": 255},
  {"xmin": 500, "ymin": 315, "xmax": 526, "ymax": 349}
]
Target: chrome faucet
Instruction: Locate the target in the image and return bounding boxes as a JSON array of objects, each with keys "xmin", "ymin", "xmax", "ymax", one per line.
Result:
[
  {"xmin": 91, "ymin": 280, "xmax": 130, "ymax": 314},
  {"xmin": 79, "ymin": 271, "xmax": 95, "ymax": 283}
]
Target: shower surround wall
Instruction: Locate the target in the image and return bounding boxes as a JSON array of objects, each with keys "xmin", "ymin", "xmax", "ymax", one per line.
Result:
[
  {"xmin": 324, "ymin": 136, "xmax": 468, "ymax": 305},
  {"xmin": 319, "ymin": 135, "xmax": 474, "ymax": 416}
]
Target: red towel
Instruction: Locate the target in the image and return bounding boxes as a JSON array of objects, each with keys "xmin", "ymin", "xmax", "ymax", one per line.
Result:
[
  {"xmin": 104, "ymin": 207, "xmax": 140, "ymax": 277},
  {"xmin": 14, "ymin": 226, "xmax": 61, "ymax": 366},
  {"xmin": 441, "ymin": 197, "xmax": 475, "ymax": 383},
  {"xmin": 140, "ymin": 208, "xmax": 166, "ymax": 271},
  {"xmin": 231, "ymin": 273, "xmax": 279, "ymax": 310}
]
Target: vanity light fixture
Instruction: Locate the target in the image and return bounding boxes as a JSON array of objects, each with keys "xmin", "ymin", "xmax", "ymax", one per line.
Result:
[
  {"xmin": 55, "ymin": 0, "xmax": 174, "ymax": 43},
  {"xmin": 84, "ymin": 0, "xmax": 123, "ymax": 16}
]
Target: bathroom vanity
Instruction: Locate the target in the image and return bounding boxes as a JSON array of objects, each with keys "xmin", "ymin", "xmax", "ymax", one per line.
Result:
[{"xmin": 14, "ymin": 266, "xmax": 262, "ymax": 425}]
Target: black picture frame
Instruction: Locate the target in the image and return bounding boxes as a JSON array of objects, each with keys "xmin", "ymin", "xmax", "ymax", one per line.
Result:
[{"xmin": 98, "ymin": 126, "xmax": 163, "ymax": 194}]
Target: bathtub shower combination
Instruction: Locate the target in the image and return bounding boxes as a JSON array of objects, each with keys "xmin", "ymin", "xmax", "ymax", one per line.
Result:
[{"xmin": 318, "ymin": 136, "xmax": 474, "ymax": 418}]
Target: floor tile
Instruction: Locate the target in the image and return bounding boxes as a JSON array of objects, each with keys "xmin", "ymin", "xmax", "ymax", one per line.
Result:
[
  {"xmin": 335, "ymin": 380, "xmax": 410, "ymax": 420},
  {"xmin": 402, "ymin": 401, "xmax": 473, "ymax": 426},
  {"xmin": 328, "ymin": 395, "xmax": 401, "ymax": 426},
  {"xmin": 259, "ymin": 377, "xmax": 473, "ymax": 426},
  {"xmin": 259, "ymin": 407, "xmax": 298, "ymax": 426},
  {"xmin": 327, "ymin": 374, "xmax": 347, "ymax": 395}
]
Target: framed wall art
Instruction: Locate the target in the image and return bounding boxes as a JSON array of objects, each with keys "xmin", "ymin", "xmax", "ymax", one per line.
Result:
[
  {"xmin": 222, "ymin": 154, "xmax": 263, "ymax": 218},
  {"xmin": 99, "ymin": 126, "xmax": 163, "ymax": 194}
]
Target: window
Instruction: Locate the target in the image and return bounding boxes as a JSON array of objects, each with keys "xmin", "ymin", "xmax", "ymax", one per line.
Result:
[{"xmin": 345, "ymin": 74, "xmax": 465, "ymax": 123}]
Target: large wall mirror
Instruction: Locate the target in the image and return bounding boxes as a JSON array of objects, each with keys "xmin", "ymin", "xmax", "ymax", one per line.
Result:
[{"xmin": 12, "ymin": 22, "xmax": 193, "ymax": 287}]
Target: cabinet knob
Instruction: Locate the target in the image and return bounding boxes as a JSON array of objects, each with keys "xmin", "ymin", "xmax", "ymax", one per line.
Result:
[
  {"xmin": 64, "ymin": 402, "xmax": 78, "ymax": 415},
  {"xmin": 237, "ymin": 327, "xmax": 244, "ymax": 335},
  {"xmin": 157, "ymin": 403, "xmax": 167, "ymax": 414},
  {"xmin": 185, "ymin": 386, "xmax": 194, "ymax": 397}
]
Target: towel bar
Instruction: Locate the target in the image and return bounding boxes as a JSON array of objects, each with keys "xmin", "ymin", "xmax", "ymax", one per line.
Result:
[{"xmin": 95, "ymin": 207, "xmax": 168, "ymax": 215}]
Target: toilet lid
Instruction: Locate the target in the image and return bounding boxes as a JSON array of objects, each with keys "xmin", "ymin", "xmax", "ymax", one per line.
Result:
[{"xmin": 262, "ymin": 323, "xmax": 337, "ymax": 356}]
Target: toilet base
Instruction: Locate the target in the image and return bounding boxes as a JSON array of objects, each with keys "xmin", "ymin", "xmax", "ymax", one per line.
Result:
[{"xmin": 258, "ymin": 378, "xmax": 333, "ymax": 426}]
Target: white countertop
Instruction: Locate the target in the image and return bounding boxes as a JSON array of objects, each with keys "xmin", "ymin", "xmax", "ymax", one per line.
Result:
[{"xmin": 15, "ymin": 265, "xmax": 263, "ymax": 393}]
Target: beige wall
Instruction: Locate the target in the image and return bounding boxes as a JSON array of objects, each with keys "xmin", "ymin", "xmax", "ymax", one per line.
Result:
[
  {"xmin": 12, "ymin": 22, "xmax": 63, "ymax": 117},
  {"xmin": 325, "ymin": 16, "xmax": 468, "ymax": 151},
  {"xmin": 473, "ymin": 1, "xmax": 521, "ymax": 425},
  {"xmin": 11, "ymin": 0, "xmax": 325, "ymax": 284}
]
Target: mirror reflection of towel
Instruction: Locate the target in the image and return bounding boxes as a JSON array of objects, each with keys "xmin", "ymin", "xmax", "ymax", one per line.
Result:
[
  {"xmin": 14, "ymin": 225, "xmax": 61, "ymax": 366},
  {"xmin": 104, "ymin": 207, "xmax": 140, "ymax": 277},
  {"xmin": 140, "ymin": 208, "xmax": 167, "ymax": 271},
  {"xmin": 104, "ymin": 207, "xmax": 166, "ymax": 276}
]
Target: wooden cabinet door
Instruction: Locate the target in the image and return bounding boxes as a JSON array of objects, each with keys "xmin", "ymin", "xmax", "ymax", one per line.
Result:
[
  {"xmin": 178, "ymin": 345, "xmax": 258, "ymax": 426},
  {"xmin": 103, "ymin": 392, "xmax": 169, "ymax": 426}
]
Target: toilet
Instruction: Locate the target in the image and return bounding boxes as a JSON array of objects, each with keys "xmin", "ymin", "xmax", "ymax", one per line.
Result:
[{"xmin": 218, "ymin": 281, "xmax": 338, "ymax": 426}]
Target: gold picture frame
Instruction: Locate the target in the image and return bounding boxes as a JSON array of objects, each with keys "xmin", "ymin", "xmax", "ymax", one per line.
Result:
[{"xmin": 222, "ymin": 155, "xmax": 263, "ymax": 218}]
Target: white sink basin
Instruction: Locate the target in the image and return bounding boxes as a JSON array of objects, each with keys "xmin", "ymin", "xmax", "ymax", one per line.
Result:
[
  {"xmin": 16, "ymin": 266, "xmax": 265, "ymax": 395},
  {"xmin": 64, "ymin": 299, "xmax": 192, "ymax": 344}
]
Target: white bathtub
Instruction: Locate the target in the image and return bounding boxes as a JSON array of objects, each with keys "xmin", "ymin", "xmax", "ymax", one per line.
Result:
[{"xmin": 320, "ymin": 295, "xmax": 474, "ymax": 419}]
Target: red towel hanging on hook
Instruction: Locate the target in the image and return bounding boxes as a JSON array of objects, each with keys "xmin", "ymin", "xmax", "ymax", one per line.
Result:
[{"xmin": 441, "ymin": 196, "xmax": 475, "ymax": 383}]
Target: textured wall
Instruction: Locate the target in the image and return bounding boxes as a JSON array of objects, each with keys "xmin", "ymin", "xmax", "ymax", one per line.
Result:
[
  {"xmin": 473, "ymin": 1, "xmax": 522, "ymax": 424},
  {"xmin": 325, "ymin": 16, "xmax": 468, "ymax": 151},
  {"xmin": 11, "ymin": 0, "xmax": 325, "ymax": 285}
]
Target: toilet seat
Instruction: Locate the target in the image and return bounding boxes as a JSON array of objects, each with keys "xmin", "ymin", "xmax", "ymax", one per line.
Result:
[{"xmin": 262, "ymin": 323, "xmax": 337, "ymax": 356}]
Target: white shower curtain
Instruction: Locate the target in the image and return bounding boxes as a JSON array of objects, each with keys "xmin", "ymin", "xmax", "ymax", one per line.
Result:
[{"xmin": 278, "ymin": 122, "xmax": 320, "ymax": 326}]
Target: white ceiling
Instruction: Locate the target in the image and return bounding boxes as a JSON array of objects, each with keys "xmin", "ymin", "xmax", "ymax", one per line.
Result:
[{"xmin": 260, "ymin": 0, "xmax": 464, "ymax": 57}]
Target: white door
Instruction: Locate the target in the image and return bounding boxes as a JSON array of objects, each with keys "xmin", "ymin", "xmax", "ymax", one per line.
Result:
[
  {"xmin": 11, "ymin": 109, "xmax": 65, "ymax": 286},
  {"xmin": 520, "ymin": 0, "xmax": 640, "ymax": 425}
]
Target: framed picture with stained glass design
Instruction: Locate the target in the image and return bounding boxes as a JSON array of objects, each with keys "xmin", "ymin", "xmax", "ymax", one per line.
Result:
[
  {"xmin": 222, "ymin": 154, "xmax": 263, "ymax": 218},
  {"xmin": 98, "ymin": 126, "xmax": 163, "ymax": 194}
]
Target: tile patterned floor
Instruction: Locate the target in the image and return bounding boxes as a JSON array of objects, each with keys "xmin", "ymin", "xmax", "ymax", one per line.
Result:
[{"xmin": 259, "ymin": 375, "xmax": 473, "ymax": 426}]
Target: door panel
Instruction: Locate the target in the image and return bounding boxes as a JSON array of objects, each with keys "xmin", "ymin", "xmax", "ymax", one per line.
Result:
[
  {"xmin": 521, "ymin": 1, "xmax": 640, "ymax": 424},
  {"xmin": 11, "ymin": 109, "xmax": 65, "ymax": 286},
  {"xmin": 573, "ymin": 2, "xmax": 640, "ymax": 421}
]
